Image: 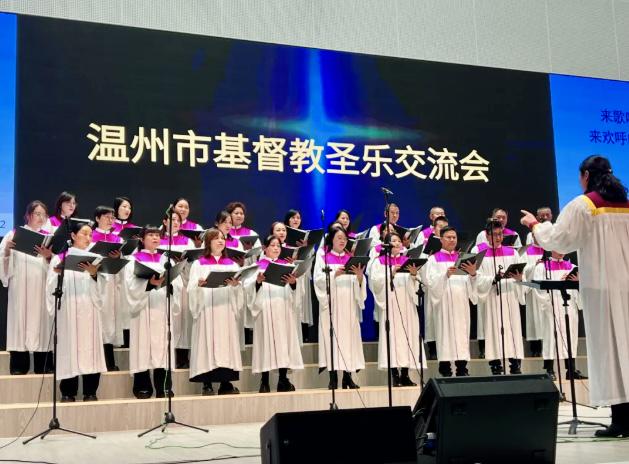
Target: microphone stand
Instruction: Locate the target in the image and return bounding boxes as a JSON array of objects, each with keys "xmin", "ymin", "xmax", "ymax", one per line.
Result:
[
  {"xmin": 25, "ymin": 218, "xmax": 96, "ymax": 443},
  {"xmin": 381, "ymin": 191, "xmax": 394, "ymax": 408},
  {"xmin": 139, "ymin": 210, "xmax": 208, "ymax": 437},
  {"xmin": 321, "ymin": 211, "xmax": 338, "ymax": 410},
  {"xmin": 542, "ymin": 253, "xmax": 565, "ymax": 399},
  {"xmin": 487, "ymin": 222, "xmax": 507, "ymax": 375}
]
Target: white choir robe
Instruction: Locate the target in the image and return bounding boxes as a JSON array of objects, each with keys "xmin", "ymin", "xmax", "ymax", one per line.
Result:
[
  {"xmin": 297, "ymin": 266, "xmax": 314, "ymax": 328},
  {"xmin": 533, "ymin": 192, "xmax": 629, "ymax": 406},
  {"xmin": 522, "ymin": 245, "xmax": 545, "ymax": 342},
  {"xmin": 247, "ymin": 258, "xmax": 304, "ymax": 373},
  {"xmin": 424, "ymin": 250, "xmax": 478, "ymax": 362},
  {"xmin": 0, "ymin": 228, "xmax": 52, "ymax": 353},
  {"xmin": 314, "ymin": 251, "xmax": 367, "ymax": 372},
  {"xmin": 125, "ymin": 251, "xmax": 183, "ymax": 374},
  {"xmin": 187, "ymin": 256, "xmax": 244, "ymax": 379},
  {"xmin": 531, "ymin": 260, "xmax": 579, "ymax": 360},
  {"xmin": 474, "ymin": 228, "xmax": 522, "ymax": 248},
  {"xmin": 90, "ymin": 229, "xmax": 125, "ymax": 346},
  {"xmin": 369, "ymin": 255, "xmax": 426, "ymax": 370},
  {"xmin": 46, "ymin": 251, "xmax": 107, "ymax": 379},
  {"xmin": 161, "ymin": 234, "xmax": 194, "ymax": 351},
  {"xmin": 475, "ymin": 245, "xmax": 525, "ymax": 361}
]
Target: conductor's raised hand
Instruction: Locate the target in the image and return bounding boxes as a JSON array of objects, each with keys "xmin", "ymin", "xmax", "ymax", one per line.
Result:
[{"xmin": 520, "ymin": 210, "xmax": 537, "ymax": 229}]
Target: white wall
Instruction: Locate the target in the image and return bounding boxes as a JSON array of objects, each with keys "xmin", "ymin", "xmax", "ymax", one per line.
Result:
[{"xmin": 1, "ymin": 0, "xmax": 628, "ymax": 80}]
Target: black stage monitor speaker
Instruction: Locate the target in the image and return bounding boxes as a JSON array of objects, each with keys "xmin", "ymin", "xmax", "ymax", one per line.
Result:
[
  {"xmin": 414, "ymin": 374, "xmax": 560, "ymax": 464},
  {"xmin": 260, "ymin": 406, "xmax": 416, "ymax": 464}
]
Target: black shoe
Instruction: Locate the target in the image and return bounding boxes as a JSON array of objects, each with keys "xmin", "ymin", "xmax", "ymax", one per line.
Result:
[
  {"xmin": 176, "ymin": 362, "xmax": 189, "ymax": 369},
  {"xmin": 277, "ymin": 378, "xmax": 296, "ymax": 392},
  {"xmin": 510, "ymin": 367, "xmax": 522, "ymax": 375},
  {"xmin": 156, "ymin": 390, "xmax": 174, "ymax": 398},
  {"xmin": 566, "ymin": 370, "xmax": 588, "ymax": 380},
  {"xmin": 391, "ymin": 371, "xmax": 402, "ymax": 387},
  {"xmin": 595, "ymin": 423, "xmax": 629, "ymax": 438},
  {"xmin": 218, "ymin": 382, "xmax": 240, "ymax": 395},
  {"xmin": 135, "ymin": 390, "xmax": 152, "ymax": 399},
  {"xmin": 456, "ymin": 370, "xmax": 470, "ymax": 377},
  {"xmin": 83, "ymin": 395, "xmax": 98, "ymax": 402},
  {"xmin": 400, "ymin": 375, "xmax": 417, "ymax": 386},
  {"xmin": 202, "ymin": 384, "xmax": 215, "ymax": 396},
  {"xmin": 44, "ymin": 366, "xmax": 54, "ymax": 374},
  {"xmin": 342, "ymin": 375, "xmax": 360, "ymax": 389},
  {"xmin": 546, "ymin": 371, "xmax": 557, "ymax": 381},
  {"xmin": 108, "ymin": 365, "xmax": 120, "ymax": 372},
  {"xmin": 490, "ymin": 364, "xmax": 503, "ymax": 376},
  {"xmin": 259, "ymin": 382, "xmax": 271, "ymax": 393},
  {"xmin": 10, "ymin": 370, "xmax": 28, "ymax": 375},
  {"xmin": 60, "ymin": 395, "xmax": 75, "ymax": 403}
]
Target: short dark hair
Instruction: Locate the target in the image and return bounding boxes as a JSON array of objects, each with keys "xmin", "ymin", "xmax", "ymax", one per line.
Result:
[
  {"xmin": 114, "ymin": 196, "xmax": 133, "ymax": 221},
  {"xmin": 94, "ymin": 205, "xmax": 115, "ymax": 220},
  {"xmin": 439, "ymin": 226, "xmax": 457, "ymax": 237}
]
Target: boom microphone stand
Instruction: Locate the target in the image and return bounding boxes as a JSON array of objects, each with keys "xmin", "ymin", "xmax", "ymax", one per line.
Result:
[
  {"xmin": 139, "ymin": 206, "xmax": 208, "ymax": 437},
  {"xmin": 24, "ymin": 218, "xmax": 96, "ymax": 443},
  {"xmin": 381, "ymin": 188, "xmax": 394, "ymax": 408},
  {"xmin": 542, "ymin": 252, "xmax": 565, "ymax": 399},
  {"xmin": 487, "ymin": 220, "xmax": 507, "ymax": 375},
  {"xmin": 320, "ymin": 210, "xmax": 338, "ymax": 410}
]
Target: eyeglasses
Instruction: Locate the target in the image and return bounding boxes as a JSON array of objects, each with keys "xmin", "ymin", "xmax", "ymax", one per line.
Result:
[{"xmin": 31, "ymin": 212, "xmax": 48, "ymax": 218}]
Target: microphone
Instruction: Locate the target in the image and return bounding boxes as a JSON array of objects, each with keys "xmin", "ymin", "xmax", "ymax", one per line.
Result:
[
  {"xmin": 320, "ymin": 209, "xmax": 325, "ymax": 223},
  {"xmin": 381, "ymin": 187, "xmax": 394, "ymax": 195},
  {"xmin": 165, "ymin": 204, "xmax": 174, "ymax": 216}
]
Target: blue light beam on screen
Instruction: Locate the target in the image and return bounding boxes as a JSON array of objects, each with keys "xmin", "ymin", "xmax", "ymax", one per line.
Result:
[
  {"xmin": 550, "ymin": 74, "xmax": 629, "ymax": 208},
  {"xmin": 0, "ymin": 13, "xmax": 17, "ymax": 234},
  {"xmin": 233, "ymin": 48, "xmax": 419, "ymax": 219}
]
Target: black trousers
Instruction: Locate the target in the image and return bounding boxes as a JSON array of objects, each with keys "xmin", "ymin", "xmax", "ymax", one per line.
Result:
[
  {"xmin": 103, "ymin": 344, "xmax": 117, "ymax": 369},
  {"xmin": 133, "ymin": 369, "xmax": 171, "ymax": 395},
  {"xmin": 10, "ymin": 351, "xmax": 53, "ymax": 374},
  {"xmin": 59, "ymin": 373, "xmax": 100, "ymax": 397}
]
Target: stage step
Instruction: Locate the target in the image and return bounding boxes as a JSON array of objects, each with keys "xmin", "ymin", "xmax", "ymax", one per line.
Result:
[
  {"xmin": 0, "ymin": 379, "xmax": 591, "ymax": 439},
  {"xmin": 0, "ymin": 338, "xmax": 588, "ymax": 375},
  {"xmin": 0, "ymin": 356, "xmax": 588, "ymax": 404}
]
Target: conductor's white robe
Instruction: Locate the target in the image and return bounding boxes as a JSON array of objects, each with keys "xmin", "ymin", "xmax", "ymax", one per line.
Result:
[{"xmin": 533, "ymin": 192, "xmax": 629, "ymax": 406}]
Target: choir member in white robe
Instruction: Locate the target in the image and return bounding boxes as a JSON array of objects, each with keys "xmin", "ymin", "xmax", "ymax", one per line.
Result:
[
  {"xmin": 0, "ymin": 201, "xmax": 53, "ymax": 374},
  {"xmin": 247, "ymin": 235, "xmax": 303, "ymax": 392},
  {"xmin": 368, "ymin": 203, "xmax": 400, "ymax": 244},
  {"xmin": 45, "ymin": 191, "xmax": 77, "ymax": 232},
  {"xmin": 521, "ymin": 155, "xmax": 629, "ymax": 436},
  {"xmin": 46, "ymin": 223, "xmax": 107, "ymax": 401},
  {"xmin": 125, "ymin": 226, "xmax": 183, "ymax": 399},
  {"xmin": 475, "ymin": 222, "xmax": 525, "ymax": 375},
  {"xmin": 284, "ymin": 209, "xmax": 315, "ymax": 338},
  {"xmin": 188, "ymin": 228, "xmax": 244, "ymax": 395},
  {"xmin": 172, "ymin": 197, "xmax": 204, "ymax": 234},
  {"xmin": 314, "ymin": 228, "xmax": 366, "ymax": 389},
  {"xmin": 160, "ymin": 211, "xmax": 194, "ymax": 369},
  {"xmin": 215, "ymin": 210, "xmax": 249, "ymax": 350},
  {"xmin": 270, "ymin": 221, "xmax": 306, "ymax": 345},
  {"xmin": 474, "ymin": 208, "xmax": 522, "ymax": 248},
  {"xmin": 530, "ymin": 252, "xmax": 582, "ymax": 380},
  {"xmin": 368, "ymin": 232, "xmax": 424, "ymax": 386},
  {"xmin": 420, "ymin": 206, "xmax": 446, "ymax": 244},
  {"xmin": 111, "ymin": 196, "xmax": 138, "ymax": 349},
  {"xmin": 424, "ymin": 227, "xmax": 478, "ymax": 377},
  {"xmin": 421, "ymin": 216, "xmax": 449, "ymax": 361},
  {"xmin": 91, "ymin": 205, "xmax": 125, "ymax": 371},
  {"xmin": 227, "ymin": 201, "xmax": 262, "ymax": 250},
  {"xmin": 522, "ymin": 242, "xmax": 545, "ymax": 357}
]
